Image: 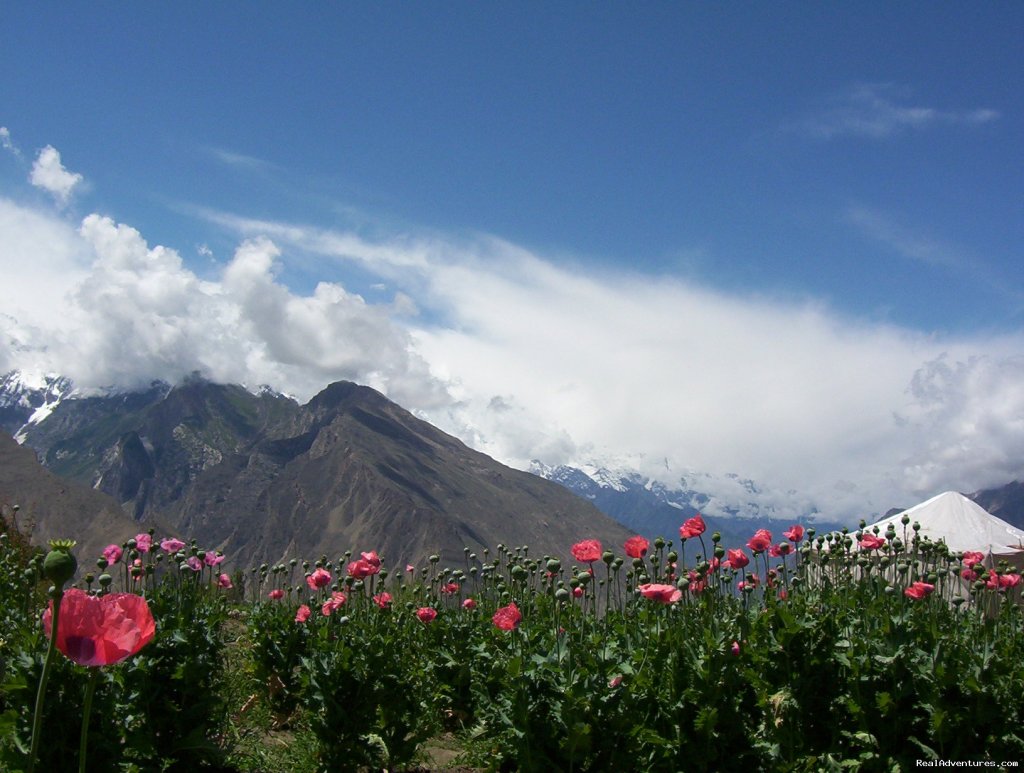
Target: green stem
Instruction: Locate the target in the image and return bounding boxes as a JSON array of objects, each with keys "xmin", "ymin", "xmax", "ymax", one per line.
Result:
[
  {"xmin": 79, "ymin": 668, "xmax": 100, "ymax": 773},
  {"xmin": 29, "ymin": 590, "xmax": 62, "ymax": 773}
]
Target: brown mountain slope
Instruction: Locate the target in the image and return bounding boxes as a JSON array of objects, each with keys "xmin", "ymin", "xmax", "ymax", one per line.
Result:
[
  {"xmin": 0, "ymin": 432, "xmax": 143, "ymax": 564},
  {"xmin": 172, "ymin": 381, "xmax": 635, "ymax": 570}
]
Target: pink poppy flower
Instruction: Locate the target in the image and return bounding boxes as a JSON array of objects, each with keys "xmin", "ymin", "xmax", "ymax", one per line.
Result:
[
  {"xmin": 725, "ymin": 548, "xmax": 749, "ymax": 570},
  {"xmin": 999, "ymin": 573, "xmax": 1022, "ymax": 589},
  {"xmin": 416, "ymin": 607, "xmax": 437, "ymax": 623},
  {"xmin": 609, "ymin": 675, "xmax": 623, "ymax": 688},
  {"xmin": 462, "ymin": 598, "xmax": 476, "ymax": 610},
  {"xmin": 186, "ymin": 556, "xmax": 202, "ymax": 572},
  {"xmin": 904, "ymin": 581, "xmax": 935, "ymax": 600},
  {"xmin": 737, "ymin": 573, "xmax": 760, "ymax": 592},
  {"xmin": 747, "ymin": 529, "xmax": 772, "ymax": 553},
  {"xmin": 961, "ymin": 550, "xmax": 985, "ymax": 568},
  {"xmin": 571, "ymin": 539, "xmax": 602, "ymax": 563},
  {"xmin": 769, "ymin": 542, "xmax": 792, "ymax": 557},
  {"xmin": 373, "ymin": 592, "xmax": 393, "ymax": 609},
  {"xmin": 859, "ymin": 534, "xmax": 886, "ymax": 551},
  {"xmin": 203, "ymin": 550, "xmax": 225, "ymax": 567},
  {"xmin": 961, "ymin": 568, "xmax": 978, "ymax": 582},
  {"xmin": 295, "ymin": 605, "xmax": 311, "ymax": 623},
  {"xmin": 217, "ymin": 573, "xmax": 233, "ymax": 589},
  {"xmin": 492, "ymin": 602, "xmax": 522, "ymax": 631},
  {"xmin": 360, "ymin": 551, "xmax": 382, "ymax": 569},
  {"xmin": 730, "ymin": 640, "xmax": 741, "ymax": 656},
  {"xmin": 321, "ymin": 591, "xmax": 347, "ymax": 616},
  {"xmin": 346, "ymin": 559, "xmax": 378, "ymax": 579},
  {"xmin": 679, "ymin": 514, "xmax": 706, "ymax": 539},
  {"xmin": 102, "ymin": 544, "xmax": 123, "ymax": 565},
  {"xmin": 268, "ymin": 589, "xmax": 285, "ymax": 600},
  {"xmin": 687, "ymin": 570, "xmax": 707, "ymax": 594},
  {"xmin": 160, "ymin": 538, "xmax": 186, "ymax": 554},
  {"xmin": 783, "ymin": 525, "xmax": 804, "ymax": 543},
  {"xmin": 637, "ymin": 583, "xmax": 682, "ymax": 604},
  {"xmin": 406, "ymin": 563, "xmax": 415, "ymax": 573},
  {"xmin": 624, "ymin": 535, "xmax": 650, "ymax": 558},
  {"xmin": 43, "ymin": 588, "xmax": 155, "ymax": 667},
  {"xmin": 306, "ymin": 567, "xmax": 332, "ymax": 590},
  {"xmin": 134, "ymin": 533, "xmax": 152, "ymax": 553}
]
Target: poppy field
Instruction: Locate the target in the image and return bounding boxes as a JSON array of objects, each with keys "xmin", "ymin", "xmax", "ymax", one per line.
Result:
[{"xmin": 1, "ymin": 512, "xmax": 1022, "ymax": 772}]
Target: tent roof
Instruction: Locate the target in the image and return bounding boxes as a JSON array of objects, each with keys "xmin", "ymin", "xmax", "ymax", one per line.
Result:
[{"xmin": 859, "ymin": 491, "xmax": 1024, "ymax": 557}]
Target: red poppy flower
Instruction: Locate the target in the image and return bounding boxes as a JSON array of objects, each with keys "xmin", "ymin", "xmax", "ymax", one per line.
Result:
[
  {"xmin": 624, "ymin": 535, "xmax": 650, "ymax": 558},
  {"xmin": 306, "ymin": 567, "xmax": 332, "ymax": 589},
  {"xmin": 440, "ymin": 582, "xmax": 460, "ymax": 595},
  {"xmin": 373, "ymin": 592, "xmax": 393, "ymax": 609},
  {"xmin": 295, "ymin": 605, "xmax": 311, "ymax": 623},
  {"xmin": 321, "ymin": 591, "xmax": 347, "ymax": 616},
  {"xmin": 637, "ymin": 583, "xmax": 682, "ymax": 604},
  {"xmin": 999, "ymin": 573, "xmax": 1022, "ymax": 589},
  {"xmin": 769, "ymin": 542, "xmax": 792, "ymax": 557},
  {"xmin": 783, "ymin": 525, "xmax": 804, "ymax": 543},
  {"xmin": 42, "ymin": 588, "xmax": 155, "ymax": 667},
  {"xmin": 416, "ymin": 607, "xmax": 437, "ymax": 623},
  {"xmin": 679, "ymin": 515, "xmax": 706, "ymax": 539},
  {"xmin": 462, "ymin": 598, "xmax": 476, "ymax": 610},
  {"xmin": 747, "ymin": 529, "xmax": 772, "ymax": 553},
  {"xmin": 268, "ymin": 589, "xmax": 285, "ymax": 600},
  {"xmin": 687, "ymin": 570, "xmax": 707, "ymax": 594},
  {"xmin": 904, "ymin": 581, "xmax": 935, "ymax": 600},
  {"xmin": 725, "ymin": 548, "xmax": 749, "ymax": 569},
  {"xmin": 571, "ymin": 539, "xmax": 603, "ymax": 563},
  {"xmin": 572, "ymin": 586, "xmax": 584, "ymax": 598},
  {"xmin": 360, "ymin": 551, "xmax": 382, "ymax": 569},
  {"xmin": 859, "ymin": 534, "xmax": 886, "ymax": 551},
  {"xmin": 346, "ymin": 558, "xmax": 378, "ymax": 579},
  {"xmin": 961, "ymin": 550, "xmax": 985, "ymax": 568},
  {"xmin": 492, "ymin": 602, "xmax": 522, "ymax": 631}
]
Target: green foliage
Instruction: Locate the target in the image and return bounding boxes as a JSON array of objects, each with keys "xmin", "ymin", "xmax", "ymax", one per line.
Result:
[{"xmin": 1, "ymin": 524, "xmax": 1023, "ymax": 771}]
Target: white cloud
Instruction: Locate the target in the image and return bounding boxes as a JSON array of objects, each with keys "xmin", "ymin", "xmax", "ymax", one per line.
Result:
[
  {"xmin": 206, "ymin": 209, "xmax": 1024, "ymax": 519},
  {"xmin": 29, "ymin": 145, "xmax": 83, "ymax": 203},
  {"xmin": 0, "ymin": 127, "xmax": 21, "ymax": 157},
  {"xmin": 2, "ymin": 185, "xmax": 1023, "ymax": 523},
  {"xmin": 798, "ymin": 83, "xmax": 1000, "ymax": 140}
]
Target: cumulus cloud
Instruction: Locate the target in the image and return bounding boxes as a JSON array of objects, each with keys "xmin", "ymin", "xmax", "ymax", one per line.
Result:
[
  {"xmin": 29, "ymin": 145, "xmax": 83, "ymax": 203},
  {"xmin": 797, "ymin": 83, "xmax": 999, "ymax": 140}
]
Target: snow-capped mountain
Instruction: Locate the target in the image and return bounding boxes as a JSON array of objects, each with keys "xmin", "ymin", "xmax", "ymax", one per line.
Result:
[
  {"xmin": 530, "ymin": 459, "xmax": 849, "ymax": 560},
  {"xmin": 0, "ymin": 370, "xmax": 76, "ymax": 442}
]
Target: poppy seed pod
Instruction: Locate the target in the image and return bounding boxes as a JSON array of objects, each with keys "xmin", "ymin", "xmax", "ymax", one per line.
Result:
[{"xmin": 43, "ymin": 542, "xmax": 77, "ymax": 588}]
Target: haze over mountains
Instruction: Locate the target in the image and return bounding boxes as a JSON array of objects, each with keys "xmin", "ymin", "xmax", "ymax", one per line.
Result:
[{"xmin": 1, "ymin": 370, "xmax": 1021, "ymax": 572}]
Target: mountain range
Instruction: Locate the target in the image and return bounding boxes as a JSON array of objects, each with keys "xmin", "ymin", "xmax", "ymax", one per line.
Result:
[
  {"xmin": 1, "ymin": 370, "xmax": 1021, "ymax": 573},
  {"xmin": 0, "ymin": 372, "xmax": 633, "ymax": 571}
]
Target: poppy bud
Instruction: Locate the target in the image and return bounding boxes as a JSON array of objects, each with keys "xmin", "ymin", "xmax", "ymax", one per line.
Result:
[
  {"xmin": 43, "ymin": 541, "xmax": 77, "ymax": 588},
  {"xmin": 712, "ymin": 532, "xmax": 721, "ymax": 544},
  {"xmin": 555, "ymin": 588, "xmax": 570, "ymax": 602},
  {"xmin": 667, "ymin": 551, "xmax": 678, "ymax": 563},
  {"xmin": 714, "ymin": 546, "xmax": 725, "ymax": 559},
  {"xmin": 654, "ymin": 537, "xmax": 665, "ymax": 549},
  {"xmin": 602, "ymin": 551, "xmax": 615, "ymax": 564},
  {"xmin": 97, "ymin": 558, "xmax": 108, "ymax": 570},
  {"xmin": 546, "ymin": 559, "xmax": 561, "ymax": 573},
  {"xmin": 429, "ymin": 555, "xmax": 440, "ymax": 564}
]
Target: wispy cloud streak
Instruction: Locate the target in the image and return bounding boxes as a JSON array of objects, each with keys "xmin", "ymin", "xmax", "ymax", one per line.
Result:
[{"xmin": 797, "ymin": 83, "xmax": 999, "ymax": 140}]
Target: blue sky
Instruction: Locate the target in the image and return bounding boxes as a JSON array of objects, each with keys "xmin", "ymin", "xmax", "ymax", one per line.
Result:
[{"xmin": 1, "ymin": 4, "xmax": 1022, "ymax": 520}]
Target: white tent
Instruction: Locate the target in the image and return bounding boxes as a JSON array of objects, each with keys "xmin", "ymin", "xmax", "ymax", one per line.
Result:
[{"xmin": 857, "ymin": 491, "xmax": 1024, "ymax": 565}]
